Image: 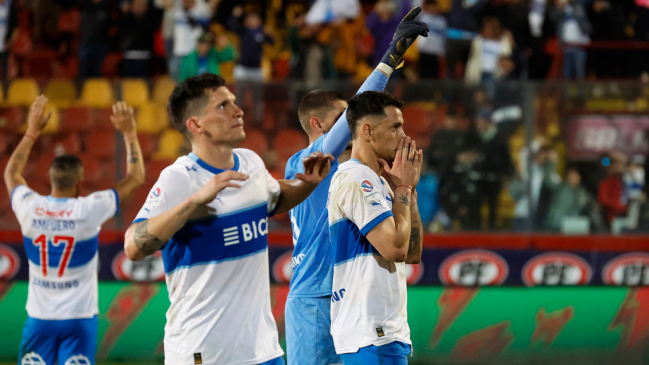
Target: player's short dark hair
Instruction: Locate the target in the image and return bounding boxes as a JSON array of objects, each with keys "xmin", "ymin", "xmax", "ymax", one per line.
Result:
[
  {"xmin": 167, "ymin": 73, "xmax": 227, "ymax": 138},
  {"xmin": 297, "ymin": 89, "xmax": 346, "ymax": 132},
  {"xmin": 50, "ymin": 154, "xmax": 83, "ymax": 190},
  {"xmin": 346, "ymin": 91, "xmax": 403, "ymax": 138}
]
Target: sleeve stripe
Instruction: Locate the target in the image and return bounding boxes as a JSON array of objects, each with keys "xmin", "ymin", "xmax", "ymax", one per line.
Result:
[
  {"xmin": 268, "ymin": 202, "xmax": 280, "ymax": 218},
  {"xmin": 132, "ymin": 218, "xmax": 148, "ymax": 224},
  {"xmin": 111, "ymin": 188, "xmax": 120, "ymax": 217},
  {"xmin": 10, "ymin": 184, "xmax": 26, "ymax": 203},
  {"xmin": 360, "ymin": 211, "xmax": 394, "ymax": 236}
]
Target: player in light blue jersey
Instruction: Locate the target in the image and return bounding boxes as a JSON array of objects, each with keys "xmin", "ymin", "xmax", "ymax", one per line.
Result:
[
  {"xmin": 5, "ymin": 96, "xmax": 145, "ymax": 365},
  {"xmin": 123, "ymin": 74, "xmax": 334, "ymax": 365},
  {"xmin": 284, "ymin": 8, "xmax": 429, "ymax": 365}
]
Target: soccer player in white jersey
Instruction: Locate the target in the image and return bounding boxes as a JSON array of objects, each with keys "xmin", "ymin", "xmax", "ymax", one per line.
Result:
[
  {"xmin": 123, "ymin": 73, "xmax": 334, "ymax": 365},
  {"xmin": 284, "ymin": 9, "xmax": 428, "ymax": 365},
  {"xmin": 327, "ymin": 91, "xmax": 423, "ymax": 364},
  {"xmin": 4, "ymin": 96, "xmax": 145, "ymax": 365}
]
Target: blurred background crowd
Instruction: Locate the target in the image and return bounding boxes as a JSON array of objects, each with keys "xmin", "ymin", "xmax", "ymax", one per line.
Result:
[{"xmin": 1, "ymin": 0, "xmax": 649, "ymax": 235}]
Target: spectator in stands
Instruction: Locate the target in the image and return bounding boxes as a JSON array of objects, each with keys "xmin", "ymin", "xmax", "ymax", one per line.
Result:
[
  {"xmin": 426, "ymin": 110, "xmax": 466, "ymax": 176},
  {"xmin": 228, "ymin": 5, "xmax": 274, "ymax": 122},
  {"xmin": 624, "ymin": 155, "xmax": 645, "ymax": 200},
  {"xmin": 510, "ymin": 145, "xmax": 561, "ymax": 231},
  {"xmin": 438, "ymin": 146, "xmax": 482, "ymax": 230},
  {"xmin": 179, "ymin": 32, "xmax": 236, "ymax": 81},
  {"xmin": 445, "ymin": 0, "xmax": 487, "ymax": 78},
  {"xmin": 416, "ymin": 0, "xmax": 446, "ymax": 79},
  {"xmin": 551, "ymin": 0, "xmax": 591, "ymax": 79},
  {"xmin": 465, "ymin": 17, "xmax": 513, "ymax": 97},
  {"xmin": 472, "ymin": 108, "xmax": 515, "ymax": 229},
  {"xmin": 0, "ymin": 0, "xmax": 18, "ymax": 78},
  {"xmin": 170, "ymin": 0, "xmax": 215, "ymax": 81},
  {"xmin": 598, "ymin": 151, "xmax": 628, "ymax": 225},
  {"xmin": 366, "ymin": 0, "xmax": 412, "ymax": 67},
  {"xmin": 154, "ymin": 0, "xmax": 176, "ymax": 71},
  {"xmin": 119, "ymin": 0, "xmax": 162, "ymax": 78},
  {"xmin": 416, "ymin": 156, "xmax": 441, "ymax": 231},
  {"xmin": 545, "ymin": 168, "xmax": 596, "ymax": 232},
  {"xmin": 78, "ymin": 0, "xmax": 115, "ymax": 79}
]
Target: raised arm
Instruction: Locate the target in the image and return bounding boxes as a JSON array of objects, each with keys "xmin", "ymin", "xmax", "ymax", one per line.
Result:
[
  {"xmin": 321, "ymin": 7, "xmax": 428, "ymax": 159},
  {"xmin": 124, "ymin": 170, "xmax": 249, "ymax": 260},
  {"xmin": 274, "ymin": 151, "xmax": 334, "ymax": 215},
  {"xmin": 4, "ymin": 95, "xmax": 51, "ymax": 195},
  {"xmin": 365, "ymin": 137, "xmax": 423, "ymax": 262},
  {"xmin": 110, "ymin": 102, "xmax": 146, "ymax": 203}
]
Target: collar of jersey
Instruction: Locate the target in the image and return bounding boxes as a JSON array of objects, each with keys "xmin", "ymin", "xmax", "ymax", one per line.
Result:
[
  {"xmin": 188, "ymin": 152, "xmax": 240, "ymax": 174},
  {"xmin": 349, "ymin": 158, "xmax": 385, "ymax": 185},
  {"xmin": 46, "ymin": 196, "xmax": 71, "ymax": 202}
]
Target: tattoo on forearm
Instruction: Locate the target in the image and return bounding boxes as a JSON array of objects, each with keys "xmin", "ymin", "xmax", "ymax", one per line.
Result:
[
  {"xmin": 398, "ymin": 193, "xmax": 409, "ymax": 206},
  {"xmin": 408, "ymin": 226, "xmax": 421, "ymax": 254},
  {"xmin": 129, "ymin": 142, "xmax": 139, "ymax": 164},
  {"xmin": 177, "ymin": 206, "xmax": 191, "ymax": 216},
  {"xmin": 134, "ymin": 220, "xmax": 165, "ymax": 256}
]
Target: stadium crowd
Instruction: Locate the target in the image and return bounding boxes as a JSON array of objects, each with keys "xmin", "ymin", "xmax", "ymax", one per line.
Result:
[{"xmin": 1, "ymin": 0, "xmax": 649, "ymax": 235}]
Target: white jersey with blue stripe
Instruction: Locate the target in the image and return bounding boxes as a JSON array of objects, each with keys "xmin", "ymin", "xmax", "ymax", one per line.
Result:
[
  {"xmin": 11, "ymin": 185, "xmax": 118, "ymax": 320},
  {"xmin": 133, "ymin": 150, "xmax": 284, "ymax": 365},
  {"xmin": 327, "ymin": 159, "xmax": 411, "ymax": 354}
]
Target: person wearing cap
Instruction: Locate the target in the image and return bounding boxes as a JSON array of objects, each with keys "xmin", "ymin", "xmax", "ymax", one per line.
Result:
[{"xmin": 179, "ymin": 32, "xmax": 237, "ymax": 81}]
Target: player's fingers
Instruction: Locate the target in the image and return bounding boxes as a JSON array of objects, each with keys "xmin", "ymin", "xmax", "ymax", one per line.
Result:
[
  {"xmin": 408, "ymin": 139, "xmax": 416, "ymax": 162},
  {"xmin": 312, "ymin": 158, "xmax": 324, "ymax": 176},
  {"xmin": 395, "ymin": 138, "xmax": 405, "ymax": 163},
  {"xmin": 402, "ymin": 7, "xmax": 421, "ymax": 22},
  {"xmin": 324, "ymin": 153, "xmax": 335, "ymax": 161},
  {"xmin": 112, "ymin": 104, "xmax": 117, "ymax": 116},
  {"xmin": 225, "ymin": 171, "xmax": 249, "ymax": 181},
  {"xmin": 225, "ymin": 182, "xmax": 242, "ymax": 189},
  {"xmin": 44, "ymin": 112, "xmax": 52, "ymax": 123},
  {"xmin": 378, "ymin": 158, "xmax": 391, "ymax": 173},
  {"xmin": 402, "ymin": 137, "xmax": 411, "ymax": 159}
]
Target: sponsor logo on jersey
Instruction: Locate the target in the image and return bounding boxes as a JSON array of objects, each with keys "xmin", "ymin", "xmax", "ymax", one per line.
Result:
[
  {"xmin": 21, "ymin": 352, "xmax": 45, "ymax": 365},
  {"xmin": 361, "ymin": 180, "xmax": 373, "ymax": 192},
  {"xmin": 222, "ymin": 218, "xmax": 269, "ymax": 247},
  {"xmin": 272, "ymin": 250, "xmax": 294, "ymax": 283},
  {"xmin": 149, "ymin": 187, "xmax": 162, "ymax": 199},
  {"xmin": 0, "ymin": 244, "xmax": 20, "ymax": 280},
  {"xmin": 602, "ymin": 252, "xmax": 649, "ymax": 286},
  {"xmin": 112, "ymin": 251, "xmax": 165, "ymax": 282},
  {"xmin": 34, "ymin": 207, "xmax": 72, "ymax": 217},
  {"xmin": 331, "ymin": 288, "xmax": 345, "ymax": 302},
  {"xmin": 186, "ymin": 164, "xmax": 198, "ymax": 172},
  {"xmin": 93, "ymin": 193, "xmax": 103, "ymax": 200},
  {"xmin": 522, "ymin": 252, "xmax": 592, "ymax": 286},
  {"xmin": 439, "ymin": 250, "xmax": 508, "ymax": 286},
  {"xmin": 22, "ymin": 191, "xmax": 33, "ymax": 200},
  {"xmin": 405, "ymin": 262, "xmax": 424, "ymax": 285}
]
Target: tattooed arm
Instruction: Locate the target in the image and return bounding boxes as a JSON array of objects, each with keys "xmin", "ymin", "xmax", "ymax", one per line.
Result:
[
  {"xmin": 365, "ymin": 186, "xmax": 413, "ymax": 262},
  {"xmin": 124, "ymin": 170, "xmax": 249, "ymax": 260},
  {"xmin": 111, "ymin": 102, "xmax": 145, "ymax": 203},
  {"xmin": 406, "ymin": 191, "xmax": 423, "ymax": 264},
  {"xmin": 4, "ymin": 95, "xmax": 51, "ymax": 195}
]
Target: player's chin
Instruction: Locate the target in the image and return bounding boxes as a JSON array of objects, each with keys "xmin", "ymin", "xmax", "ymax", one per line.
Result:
[{"xmin": 230, "ymin": 131, "xmax": 246, "ymax": 147}]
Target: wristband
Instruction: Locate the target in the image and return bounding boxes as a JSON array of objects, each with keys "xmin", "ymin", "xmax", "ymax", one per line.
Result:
[
  {"xmin": 395, "ymin": 185, "xmax": 412, "ymax": 191},
  {"xmin": 24, "ymin": 132, "xmax": 38, "ymax": 142},
  {"xmin": 377, "ymin": 63, "xmax": 395, "ymax": 76}
]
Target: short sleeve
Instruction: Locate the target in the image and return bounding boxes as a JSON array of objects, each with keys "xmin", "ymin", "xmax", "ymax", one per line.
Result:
[
  {"xmin": 133, "ymin": 170, "xmax": 192, "ymax": 224},
  {"xmin": 266, "ymin": 169, "xmax": 281, "ymax": 217},
  {"xmin": 79, "ymin": 189, "xmax": 119, "ymax": 227},
  {"xmin": 337, "ymin": 174, "xmax": 393, "ymax": 236},
  {"xmin": 11, "ymin": 185, "xmax": 38, "ymax": 222}
]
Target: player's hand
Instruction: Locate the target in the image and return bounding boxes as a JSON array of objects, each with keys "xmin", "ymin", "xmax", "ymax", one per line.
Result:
[
  {"xmin": 26, "ymin": 95, "xmax": 52, "ymax": 135},
  {"xmin": 295, "ymin": 151, "xmax": 334, "ymax": 185},
  {"xmin": 110, "ymin": 101, "xmax": 136, "ymax": 134},
  {"xmin": 380, "ymin": 7, "xmax": 429, "ymax": 70},
  {"xmin": 378, "ymin": 137, "xmax": 422, "ymax": 191},
  {"xmin": 191, "ymin": 170, "xmax": 249, "ymax": 205}
]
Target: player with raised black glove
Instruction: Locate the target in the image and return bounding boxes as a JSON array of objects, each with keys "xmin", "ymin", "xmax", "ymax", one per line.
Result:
[{"xmin": 379, "ymin": 7, "xmax": 430, "ymax": 72}]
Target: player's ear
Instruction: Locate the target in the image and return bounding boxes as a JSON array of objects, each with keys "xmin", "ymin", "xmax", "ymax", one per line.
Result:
[
  {"xmin": 309, "ymin": 117, "xmax": 323, "ymax": 133},
  {"xmin": 361, "ymin": 123, "xmax": 373, "ymax": 141},
  {"xmin": 186, "ymin": 117, "xmax": 200, "ymax": 136}
]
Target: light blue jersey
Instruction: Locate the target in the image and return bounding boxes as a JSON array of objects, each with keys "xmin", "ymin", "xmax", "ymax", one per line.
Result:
[
  {"xmin": 285, "ymin": 69, "xmax": 389, "ymax": 298},
  {"xmin": 285, "ymin": 136, "xmax": 340, "ymax": 297}
]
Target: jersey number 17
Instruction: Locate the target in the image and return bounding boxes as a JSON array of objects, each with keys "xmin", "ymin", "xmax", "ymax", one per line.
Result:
[{"xmin": 33, "ymin": 235, "xmax": 75, "ymax": 278}]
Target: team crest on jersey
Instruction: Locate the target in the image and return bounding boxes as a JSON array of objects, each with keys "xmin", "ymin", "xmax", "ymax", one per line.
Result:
[
  {"xmin": 361, "ymin": 180, "xmax": 373, "ymax": 192},
  {"xmin": 21, "ymin": 352, "xmax": 45, "ymax": 365},
  {"xmin": 0, "ymin": 244, "xmax": 20, "ymax": 280},
  {"xmin": 64, "ymin": 355, "xmax": 91, "ymax": 365}
]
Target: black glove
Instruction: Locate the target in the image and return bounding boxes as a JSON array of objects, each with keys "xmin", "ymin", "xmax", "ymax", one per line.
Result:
[{"xmin": 380, "ymin": 7, "xmax": 430, "ymax": 70}]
